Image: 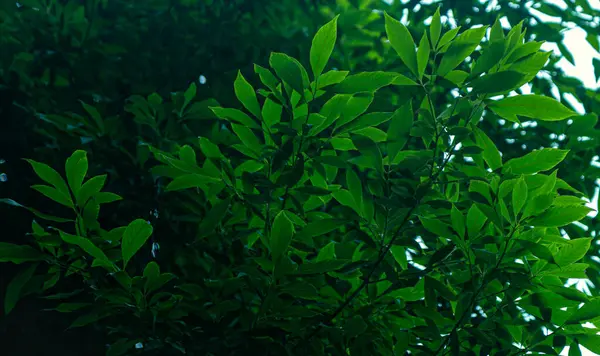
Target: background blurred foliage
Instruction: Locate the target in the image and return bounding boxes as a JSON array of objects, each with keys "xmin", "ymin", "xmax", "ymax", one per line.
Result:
[{"xmin": 1, "ymin": 0, "xmax": 600, "ymax": 355}]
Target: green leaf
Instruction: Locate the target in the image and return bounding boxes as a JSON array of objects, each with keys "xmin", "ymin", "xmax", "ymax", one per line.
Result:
[
  {"xmin": 182, "ymin": 82, "xmax": 197, "ymax": 112},
  {"xmin": 31, "ymin": 185, "xmax": 73, "ymax": 208},
  {"xmin": 254, "ymin": 64, "xmax": 280, "ymax": 92},
  {"xmin": 451, "ymin": 204, "xmax": 465, "ymax": 238},
  {"xmin": 387, "ymin": 101, "xmax": 413, "ymax": 161},
  {"xmin": 316, "ymin": 70, "xmax": 349, "ymax": 89},
  {"xmin": 473, "ymin": 127, "xmax": 502, "ymax": 171},
  {"xmin": 59, "ymin": 231, "xmax": 110, "ymax": 263},
  {"xmin": 166, "ymin": 173, "xmax": 220, "ymax": 191},
  {"xmin": 436, "ymin": 27, "xmax": 461, "ymax": 51},
  {"xmin": 346, "ymin": 169, "xmax": 363, "ymax": 215},
  {"xmin": 334, "ymin": 71, "xmax": 399, "ymax": 94},
  {"xmin": 122, "ymin": 219, "xmax": 153, "ymax": 268},
  {"xmin": 0, "ymin": 242, "xmax": 44, "ymax": 263},
  {"xmin": 25, "ymin": 159, "xmax": 70, "ymax": 195},
  {"xmin": 210, "ymin": 107, "xmax": 260, "ymax": 129},
  {"xmin": 296, "ymin": 219, "xmax": 341, "ymax": 241},
  {"xmin": 470, "ymin": 71, "xmax": 525, "ymax": 94},
  {"xmin": 80, "ymin": 101, "xmax": 104, "ymax": 132},
  {"xmin": 390, "ymin": 245, "xmax": 408, "ymax": 270},
  {"xmin": 490, "ymin": 17, "xmax": 504, "ymax": 41},
  {"xmin": 65, "ymin": 150, "xmax": 88, "ymax": 195},
  {"xmin": 345, "ymin": 315, "xmax": 368, "ymax": 338},
  {"xmin": 76, "ymin": 175, "xmax": 107, "ymax": 207},
  {"xmin": 488, "ymin": 95, "xmax": 576, "ymax": 122},
  {"xmin": 198, "ymin": 137, "xmax": 222, "ymax": 159},
  {"xmin": 269, "ymin": 52, "xmax": 306, "ymax": 96},
  {"xmin": 310, "ymin": 15, "xmax": 338, "ymax": 78},
  {"xmin": 430, "ymin": 8, "xmax": 441, "ymax": 48},
  {"xmin": 295, "ymin": 259, "xmax": 349, "ymax": 275},
  {"xmin": 567, "ymin": 298, "xmax": 600, "ymax": 324},
  {"xmin": 577, "ymin": 335, "xmax": 600, "ymax": 354},
  {"xmin": 197, "ymin": 197, "xmax": 231, "ymax": 239},
  {"xmin": 438, "ymin": 26, "xmax": 487, "ymax": 76},
  {"xmin": 234, "ymin": 71, "xmax": 261, "ymax": 119},
  {"xmin": 503, "ymin": 148, "xmax": 569, "ymax": 175},
  {"xmin": 95, "ymin": 192, "xmax": 122, "ymax": 204},
  {"xmin": 0, "ymin": 198, "xmax": 72, "ymax": 223},
  {"xmin": 417, "ymin": 32, "xmax": 431, "ymax": 80},
  {"xmin": 231, "ymin": 124, "xmax": 262, "ymax": 153},
  {"xmin": 472, "ymin": 39, "xmax": 505, "ymax": 76},
  {"xmin": 384, "ymin": 12, "xmax": 418, "ymax": 77},
  {"xmin": 337, "ymin": 112, "xmax": 393, "ymax": 134},
  {"xmin": 515, "ymin": 239, "xmax": 554, "ymax": 262},
  {"xmin": 554, "ymin": 238, "xmax": 592, "ymax": 267},
  {"xmin": 5, "ymin": 264, "xmax": 37, "ymax": 314},
  {"xmin": 270, "ymin": 211, "xmax": 294, "ymax": 262},
  {"xmin": 466, "ymin": 204, "xmax": 487, "ymax": 238},
  {"xmin": 419, "ymin": 217, "xmax": 453, "ymax": 238},
  {"xmin": 316, "ymin": 241, "xmax": 336, "ymax": 262},
  {"xmin": 512, "ymin": 176, "xmax": 527, "ymax": 217},
  {"xmin": 530, "ymin": 206, "xmax": 592, "ymax": 227},
  {"xmin": 52, "ymin": 302, "xmax": 91, "ymax": 313}
]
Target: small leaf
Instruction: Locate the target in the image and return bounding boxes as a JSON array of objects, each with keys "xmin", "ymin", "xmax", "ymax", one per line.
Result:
[
  {"xmin": 438, "ymin": 26, "xmax": 488, "ymax": 76},
  {"xmin": 567, "ymin": 298, "xmax": 600, "ymax": 324},
  {"xmin": 471, "ymin": 39, "xmax": 505, "ymax": 76},
  {"xmin": 31, "ymin": 185, "xmax": 73, "ymax": 208},
  {"xmin": 122, "ymin": 219, "xmax": 153, "ymax": 268},
  {"xmin": 345, "ymin": 315, "xmax": 368, "ymax": 338},
  {"xmin": 197, "ymin": 197, "xmax": 231, "ymax": 239},
  {"xmin": 270, "ymin": 211, "xmax": 294, "ymax": 262},
  {"xmin": 5, "ymin": 264, "xmax": 37, "ymax": 314},
  {"xmin": 385, "ymin": 12, "xmax": 418, "ymax": 77},
  {"xmin": 310, "ymin": 15, "xmax": 339, "ymax": 78},
  {"xmin": 59, "ymin": 231, "xmax": 110, "ymax": 263},
  {"xmin": 451, "ymin": 204, "xmax": 465, "ymax": 238},
  {"xmin": 437, "ymin": 27, "xmax": 461, "ymax": 51},
  {"xmin": 25, "ymin": 159, "xmax": 69, "ymax": 195},
  {"xmin": 166, "ymin": 173, "xmax": 220, "ymax": 191},
  {"xmin": 182, "ymin": 82, "xmax": 197, "ymax": 112},
  {"xmin": 76, "ymin": 175, "xmax": 107, "ymax": 207},
  {"xmin": 210, "ymin": 107, "xmax": 260, "ymax": 129},
  {"xmin": 488, "ymin": 95, "xmax": 576, "ymax": 122},
  {"xmin": 334, "ymin": 71, "xmax": 399, "ymax": 94},
  {"xmin": 390, "ymin": 245, "xmax": 408, "ymax": 270},
  {"xmin": 512, "ymin": 176, "xmax": 528, "ymax": 217},
  {"xmin": 467, "ymin": 204, "xmax": 487, "ymax": 238},
  {"xmin": 473, "ymin": 127, "xmax": 502, "ymax": 171},
  {"xmin": 296, "ymin": 219, "xmax": 341, "ymax": 241},
  {"xmin": 430, "ymin": 8, "xmax": 441, "ymax": 48},
  {"xmin": 234, "ymin": 71, "xmax": 261, "ymax": 119},
  {"xmin": 503, "ymin": 149, "xmax": 569, "ymax": 175},
  {"xmin": 387, "ymin": 101, "xmax": 413, "ymax": 160},
  {"xmin": 198, "ymin": 137, "xmax": 222, "ymax": 159},
  {"xmin": 65, "ymin": 150, "xmax": 88, "ymax": 195},
  {"xmin": 417, "ymin": 32, "xmax": 431, "ymax": 80},
  {"xmin": 470, "ymin": 71, "xmax": 525, "ymax": 94}
]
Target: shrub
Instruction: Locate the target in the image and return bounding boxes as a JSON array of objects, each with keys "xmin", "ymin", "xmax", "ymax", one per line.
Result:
[{"xmin": 2, "ymin": 11, "xmax": 598, "ymax": 356}]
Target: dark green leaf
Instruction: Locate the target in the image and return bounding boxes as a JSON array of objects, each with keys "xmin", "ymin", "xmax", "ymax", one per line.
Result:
[
  {"xmin": 122, "ymin": 219, "xmax": 153, "ymax": 268},
  {"xmin": 5, "ymin": 264, "xmax": 37, "ymax": 314},
  {"xmin": 234, "ymin": 71, "xmax": 261, "ymax": 118}
]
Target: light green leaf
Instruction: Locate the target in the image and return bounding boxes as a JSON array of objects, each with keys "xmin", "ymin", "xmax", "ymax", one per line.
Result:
[
  {"xmin": 420, "ymin": 217, "xmax": 454, "ymax": 238},
  {"xmin": 436, "ymin": 27, "xmax": 461, "ymax": 51},
  {"xmin": 0, "ymin": 242, "xmax": 44, "ymax": 264},
  {"xmin": 567, "ymin": 298, "xmax": 600, "ymax": 324},
  {"xmin": 231, "ymin": 124, "xmax": 262, "ymax": 153},
  {"xmin": 512, "ymin": 176, "xmax": 528, "ymax": 217},
  {"xmin": 25, "ymin": 159, "xmax": 70, "ymax": 195},
  {"xmin": 490, "ymin": 17, "xmax": 504, "ymax": 41},
  {"xmin": 270, "ymin": 211, "xmax": 294, "ymax": 262},
  {"xmin": 254, "ymin": 64, "xmax": 279, "ymax": 92},
  {"xmin": 337, "ymin": 112, "xmax": 393, "ymax": 134},
  {"xmin": 438, "ymin": 26, "xmax": 487, "ymax": 76},
  {"xmin": 261, "ymin": 98, "xmax": 282, "ymax": 128},
  {"xmin": 76, "ymin": 175, "xmax": 107, "ymax": 207},
  {"xmin": 529, "ymin": 206, "xmax": 592, "ymax": 227},
  {"xmin": 473, "ymin": 127, "xmax": 502, "ymax": 171},
  {"xmin": 430, "ymin": 8, "xmax": 441, "ymax": 48},
  {"xmin": 31, "ymin": 185, "xmax": 73, "ymax": 208},
  {"xmin": 554, "ymin": 238, "xmax": 592, "ymax": 267},
  {"xmin": 384, "ymin": 12, "xmax": 418, "ymax": 76},
  {"xmin": 316, "ymin": 70, "xmax": 349, "ymax": 89},
  {"xmin": 488, "ymin": 95, "xmax": 576, "ymax": 122},
  {"xmin": 417, "ymin": 32, "xmax": 431, "ymax": 80},
  {"xmin": 234, "ymin": 71, "xmax": 261, "ymax": 119},
  {"xmin": 5, "ymin": 264, "xmax": 37, "ymax": 314},
  {"xmin": 122, "ymin": 219, "xmax": 153, "ymax": 268},
  {"xmin": 65, "ymin": 150, "xmax": 88, "ymax": 195},
  {"xmin": 310, "ymin": 15, "xmax": 338, "ymax": 78},
  {"xmin": 503, "ymin": 148, "xmax": 569, "ymax": 175},
  {"xmin": 338, "ymin": 94, "xmax": 374, "ymax": 127}
]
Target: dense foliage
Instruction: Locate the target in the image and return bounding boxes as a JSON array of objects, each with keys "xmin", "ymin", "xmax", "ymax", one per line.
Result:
[{"xmin": 2, "ymin": 1, "xmax": 600, "ymax": 355}]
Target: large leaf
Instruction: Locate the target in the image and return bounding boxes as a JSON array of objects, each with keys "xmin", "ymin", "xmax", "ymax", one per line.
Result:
[
  {"xmin": 438, "ymin": 26, "xmax": 488, "ymax": 76},
  {"xmin": 387, "ymin": 101, "xmax": 413, "ymax": 161},
  {"xmin": 529, "ymin": 206, "xmax": 592, "ymax": 227},
  {"xmin": 25, "ymin": 159, "xmax": 70, "ymax": 195},
  {"xmin": 269, "ymin": 52, "xmax": 306, "ymax": 96},
  {"xmin": 122, "ymin": 219, "xmax": 153, "ymax": 268},
  {"xmin": 0, "ymin": 242, "xmax": 45, "ymax": 264},
  {"xmin": 334, "ymin": 72, "xmax": 399, "ymax": 94},
  {"xmin": 473, "ymin": 127, "xmax": 502, "ymax": 171},
  {"xmin": 503, "ymin": 149, "xmax": 569, "ymax": 175},
  {"xmin": 65, "ymin": 150, "xmax": 88, "ymax": 195},
  {"xmin": 384, "ymin": 12, "xmax": 418, "ymax": 77},
  {"xmin": 554, "ymin": 238, "xmax": 592, "ymax": 267},
  {"xmin": 310, "ymin": 15, "xmax": 338, "ymax": 78},
  {"xmin": 488, "ymin": 95, "xmax": 576, "ymax": 122},
  {"xmin": 59, "ymin": 231, "xmax": 110, "ymax": 263}
]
